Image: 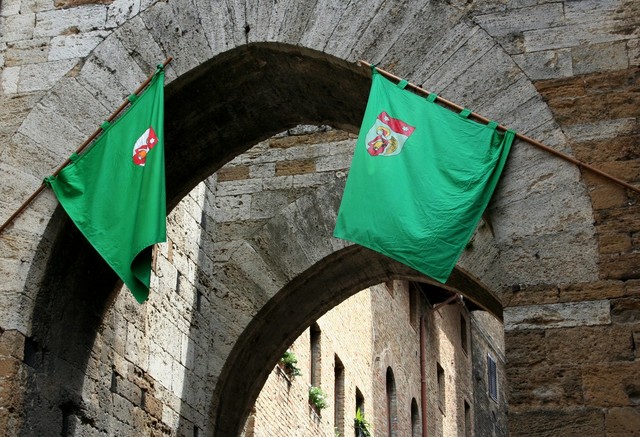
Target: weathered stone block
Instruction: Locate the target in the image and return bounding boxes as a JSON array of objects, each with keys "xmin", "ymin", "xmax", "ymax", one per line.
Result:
[
  {"xmin": 600, "ymin": 252, "xmax": 640, "ymax": 280},
  {"xmin": 509, "ymin": 407, "xmax": 605, "ymax": 436},
  {"xmin": 48, "ymin": 30, "xmax": 108, "ymax": 61},
  {"xmin": 564, "ymin": 116, "xmax": 638, "ymax": 142},
  {"xmin": 315, "ymin": 153, "xmax": 352, "ymax": 172},
  {"xmin": 249, "ymin": 163, "xmax": 275, "ymax": 179},
  {"xmin": 139, "ymin": 0, "xmax": 213, "ymax": 75},
  {"xmin": 1, "ymin": 65, "xmax": 20, "ymax": 94},
  {"xmin": 34, "ymin": 6, "xmax": 107, "ymax": 37},
  {"xmin": 583, "ymin": 361, "xmax": 640, "ymax": 407},
  {"xmin": 4, "ymin": 38, "xmax": 49, "ymax": 66},
  {"xmin": 250, "ymin": 190, "xmax": 290, "ymax": 220},
  {"xmin": 504, "ymin": 301, "xmax": 611, "ymax": 331},
  {"xmin": 503, "ymin": 283, "xmax": 560, "ymax": 307},
  {"xmin": 629, "ymin": 38, "xmax": 640, "ymax": 66},
  {"xmin": 546, "ymin": 324, "xmax": 635, "ymax": 364},
  {"xmin": 0, "ymin": 14, "xmax": 35, "ymax": 43},
  {"xmin": 216, "ymin": 165, "xmax": 249, "ymax": 182},
  {"xmin": 504, "ymin": 329, "xmax": 546, "ymax": 366},
  {"xmin": 105, "ymin": 0, "xmax": 139, "ymax": 28},
  {"xmin": 599, "ymin": 230, "xmax": 633, "ymax": 254},
  {"xmin": 513, "ymin": 49, "xmax": 573, "ymax": 80},
  {"xmin": 262, "ymin": 175, "xmax": 293, "ymax": 191},
  {"xmin": 524, "ymin": 20, "xmax": 630, "ymax": 53},
  {"xmin": 473, "ymin": 3, "xmax": 565, "ymax": 38},
  {"xmin": 0, "ymin": 329, "xmax": 25, "ymax": 360},
  {"xmin": 508, "ymin": 365, "xmax": 584, "ymax": 409},
  {"xmin": 0, "ymin": 0, "xmax": 21, "ymax": 16},
  {"xmin": 0, "ymin": 356, "xmax": 20, "ymax": 378},
  {"xmin": 606, "ymin": 407, "xmax": 640, "ymax": 434},
  {"xmin": 589, "ymin": 184, "xmax": 628, "ymax": 210},
  {"xmin": 574, "ymin": 40, "xmax": 629, "ymax": 76},
  {"xmin": 213, "ymin": 195, "xmax": 251, "ymax": 221},
  {"xmin": 275, "ymin": 159, "xmax": 315, "ymax": 176},
  {"xmin": 215, "ymin": 179, "xmax": 262, "ymax": 196},
  {"xmin": 610, "ymin": 297, "xmax": 640, "ymax": 324},
  {"xmin": 17, "ymin": 59, "xmax": 78, "ymax": 92},
  {"xmin": 559, "ymin": 280, "xmax": 625, "ymax": 302}
]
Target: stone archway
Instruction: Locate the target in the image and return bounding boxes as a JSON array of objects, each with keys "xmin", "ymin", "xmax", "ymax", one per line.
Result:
[
  {"xmin": 2, "ymin": 0, "xmax": 624, "ymax": 434},
  {"xmin": 17, "ymin": 41, "xmax": 595, "ymax": 436},
  {"xmin": 206, "ymin": 180, "xmax": 504, "ymax": 434}
]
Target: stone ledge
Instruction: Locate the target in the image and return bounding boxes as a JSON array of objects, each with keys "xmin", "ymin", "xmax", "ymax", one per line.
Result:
[{"xmin": 504, "ymin": 300, "xmax": 610, "ymax": 331}]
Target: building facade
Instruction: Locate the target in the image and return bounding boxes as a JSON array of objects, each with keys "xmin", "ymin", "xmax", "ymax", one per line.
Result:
[{"xmin": 246, "ymin": 280, "xmax": 507, "ymax": 436}]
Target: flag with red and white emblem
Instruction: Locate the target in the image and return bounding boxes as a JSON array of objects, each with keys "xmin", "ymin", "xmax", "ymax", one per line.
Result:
[
  {"xmin": 334, "ymin": 68, "xmax": 515, "ymax": 283},
  {"xmin": 45, "ymin": 68, "xmax": 166, "ymax": 303}
]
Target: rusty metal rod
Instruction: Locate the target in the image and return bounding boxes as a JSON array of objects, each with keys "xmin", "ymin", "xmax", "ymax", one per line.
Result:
[
  {"xmin": 0, "ymin": 57, "xmax": 173, "ymax": 235},
  {"xmin": 358, "ymin": 60, "xmax": 640, "ymax": 195}
]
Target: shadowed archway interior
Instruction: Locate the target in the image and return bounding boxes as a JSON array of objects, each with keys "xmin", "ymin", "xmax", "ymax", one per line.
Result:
[
  {"xmin": 23, "ymin": 43, "xmax": 502, "ymax": 435},
  {"xmin": 211, "ymin": 244, "xmax": 500, "ymax": 435}
]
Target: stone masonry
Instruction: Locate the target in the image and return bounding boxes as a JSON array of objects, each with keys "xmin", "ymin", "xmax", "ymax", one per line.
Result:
[{"xmin": 0, "ymin": 0, "xmax": 639, "ymax": 435}]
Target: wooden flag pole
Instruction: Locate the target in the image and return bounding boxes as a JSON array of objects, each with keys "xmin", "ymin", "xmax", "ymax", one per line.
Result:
[
  {"xmin": 0, "ymin": 57, "xmax": 173, "ymax": 235},
  {"xmin": 358, "ymin": 60, "xmax": 640, "ymax": 195}
]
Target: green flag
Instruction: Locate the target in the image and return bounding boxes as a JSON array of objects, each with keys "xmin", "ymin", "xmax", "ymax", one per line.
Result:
[
  {"xmin": 45, "ymin": 68, "xmax": 166, "ymax": 303},
  {"xmin": 334, "ymin": 69, "xmax": 515, "ymax": 283}
]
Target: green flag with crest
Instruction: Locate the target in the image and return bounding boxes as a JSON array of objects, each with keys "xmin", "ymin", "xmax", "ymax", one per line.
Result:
[
  {"xmin": 334, "ymin": 68, "xmax": 515, "ymax": 283},
  {"xmin": 45, "ymin": 68, "xmax": 166, "ymax": 303}
]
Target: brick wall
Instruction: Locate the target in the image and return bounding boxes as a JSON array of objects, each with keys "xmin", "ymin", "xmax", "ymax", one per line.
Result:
[
  {"xmin": 246, "ymin": 289, "xmax": 374, "ymax": 437},
  {"xmin": 246, "ymin": 278, "xmax": 505, "ymax": 437}
]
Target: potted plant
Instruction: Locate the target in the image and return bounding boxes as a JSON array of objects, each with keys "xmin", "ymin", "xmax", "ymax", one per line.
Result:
[
  {"xmin": 354, "ymin": 408, "xmax": 371, "ymax": 437},
  {"xmin": 308, "ymin": 385, "xmax": 328, "ymax": 412},
  {"xmin": 279, "ymin": 350, "xmax": 302, "ymax": 377}
]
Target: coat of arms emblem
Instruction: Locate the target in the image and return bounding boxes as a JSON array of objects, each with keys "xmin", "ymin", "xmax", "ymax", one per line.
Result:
[{"xmin": 365, "ymin": 111, "xmax": 416, "ymax": 156}]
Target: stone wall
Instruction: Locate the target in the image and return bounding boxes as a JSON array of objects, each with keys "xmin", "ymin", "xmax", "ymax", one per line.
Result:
[{"xmin": 0, "ymin": 0, "xmax": 638, "ymax": 435}]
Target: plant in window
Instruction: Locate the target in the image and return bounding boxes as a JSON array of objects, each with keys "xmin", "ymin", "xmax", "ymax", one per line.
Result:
[
  {"xmin": 354, "ymin": 408, "xmax": 371, "ymax": 437},
  {"xmin": 308, "ymin": 385, "xmax": 328, "ymax": 410},
  {"xmin": 279, "ymin": 350, "xmax": 302, "ymax": 377}
]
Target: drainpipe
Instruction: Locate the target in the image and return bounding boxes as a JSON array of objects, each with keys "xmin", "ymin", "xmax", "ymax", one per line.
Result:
[{"xmin": 420, "ymin": 310, "xmax": 428, "ymax": 437}]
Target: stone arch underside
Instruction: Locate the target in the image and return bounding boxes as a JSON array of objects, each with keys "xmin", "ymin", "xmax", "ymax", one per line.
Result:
[
  {"xmin": 5, "ymin": 0, "xmax": 601, "ymax": 434},
  {"xmin": 209, "ymin": 181, "xmax": 505, "ymax": 435}
]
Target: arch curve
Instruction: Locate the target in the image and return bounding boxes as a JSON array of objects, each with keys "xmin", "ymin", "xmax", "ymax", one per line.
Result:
[{"xmin": 1, "ymin": 0, "xmax": 604, "ymax": 431}]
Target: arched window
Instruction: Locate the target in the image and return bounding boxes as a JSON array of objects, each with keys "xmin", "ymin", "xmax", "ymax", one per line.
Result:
[
  {"xmin": 310, "ymin": 323, "xmax": 321, "ymax": 387},
  {"xmin": 355, "ymin": 387, "xmax": 365, "ymax": 415},
  {"xmin": 334, "ymin": 355, "xmax": 345, "ymax": 435},
  {"xmin": 411, "ymin": 398, "xmax": 420, "ymax": 437},
  {"xmin": 386, "ymin": 367, "xmax": 397, "ymax": 437}
]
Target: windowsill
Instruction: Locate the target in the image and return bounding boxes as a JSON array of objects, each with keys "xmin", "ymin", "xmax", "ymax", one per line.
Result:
[
  {"xmin": 309, "ymin": 403, "xmax": 322, "ymax": 421},
  {"xmin": 275, "ymin": 363, "xmax": 292, "ymax": 385}
]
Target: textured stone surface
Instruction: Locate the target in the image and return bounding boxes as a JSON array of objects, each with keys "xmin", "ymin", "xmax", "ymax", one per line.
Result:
[
  {"xmin": 0, "ymin": 0, "xmax": 638, "ymax": 435},
  {"xmin": 504, "ymin": 301, "xmax": 611, "ymax": 331}
]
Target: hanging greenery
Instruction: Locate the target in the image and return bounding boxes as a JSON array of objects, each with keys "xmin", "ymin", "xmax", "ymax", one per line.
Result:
[
  {"xmin": 279, "ymin": 350, "xmax": 302, "ymax": 377},
  {"xmin": 308, "ymin": 386, "xmax": 328, "ymax": 410},
  {"xmin": 354, "ymin": 408, "xmax": 372, "ymax": 437}
]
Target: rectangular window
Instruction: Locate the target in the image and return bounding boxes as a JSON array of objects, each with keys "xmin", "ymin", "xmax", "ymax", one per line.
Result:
[
  {"xmin": 488, "ymin": 354, "xmax": 498, "ymax": 402},
  {"xmin": 437, "ymin": 363, "xmax": 445, "ymax": 413},
  {"xmin": 464, "ymin": 400, "xmax": 471, "ymax": 437},
  {"xmin": 310, "ymin": 324, "xmax": 321, "ymax": 387},
  {"xmin": 334, "ymin": 355, "xmax": 345, "ymax": 435},
  {"xmin": 409, "ymin": 283, "xmax": 419, "ymax": 329},
  {"xmin": 460, "ymin": 314, "xmax": 468, "ymax": 354}
]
